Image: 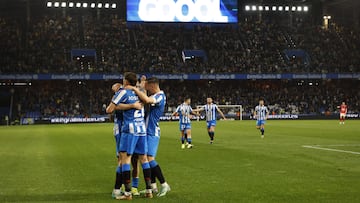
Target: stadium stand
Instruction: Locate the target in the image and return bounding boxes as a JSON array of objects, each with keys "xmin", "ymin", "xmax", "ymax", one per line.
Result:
[
  {"xmin": 1, "ymin": 14, "xmax": 359, "ymax": 74},
  {"xmin": 1, "ymin": 9, "xmax": 359, "ymax": 124}
]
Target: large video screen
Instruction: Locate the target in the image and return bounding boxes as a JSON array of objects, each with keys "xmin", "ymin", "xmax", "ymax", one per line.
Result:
[{"xmin": 127, "ymin": 0, "xmax": 238, "ymax": 23}]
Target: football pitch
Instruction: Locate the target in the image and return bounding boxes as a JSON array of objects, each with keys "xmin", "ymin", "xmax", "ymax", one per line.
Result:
[{"xmin": 0, "ymin": 120, "xmax": 359, "ymax": 203}]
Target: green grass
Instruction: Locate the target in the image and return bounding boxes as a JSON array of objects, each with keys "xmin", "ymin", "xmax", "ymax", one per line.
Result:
[{"xmin": 0, "ymin": 120, "xmax": 359, "ymax": 203}]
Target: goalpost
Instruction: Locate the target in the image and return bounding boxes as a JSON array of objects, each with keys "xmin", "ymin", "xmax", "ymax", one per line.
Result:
[{"xmin": 196, "ymin": 104, "xmax": 243, "ymax": 120}]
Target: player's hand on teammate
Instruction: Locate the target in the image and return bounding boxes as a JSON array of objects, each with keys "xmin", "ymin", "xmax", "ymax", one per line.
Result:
[
  {"xmin": 132, "ymin": 102, "xmax": 143, "ymax": 110},
  {"xmin": 139, "ymin": 75, "xmax": 146, "ymax": 89}
]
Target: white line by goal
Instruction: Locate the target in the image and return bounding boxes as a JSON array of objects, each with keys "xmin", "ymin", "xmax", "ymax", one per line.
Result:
[{"xmin": 302, "ymin": 145, "xmax": 360, "ymax": 155}]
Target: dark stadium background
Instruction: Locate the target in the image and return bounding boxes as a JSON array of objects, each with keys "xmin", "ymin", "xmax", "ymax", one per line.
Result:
[{"xmin": 0, "ymin": 0, "xmax": 359, "ymax": 125}]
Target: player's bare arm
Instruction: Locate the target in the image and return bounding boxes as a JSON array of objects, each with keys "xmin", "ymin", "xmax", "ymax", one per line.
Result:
[
  {"xmin": 115, "ymin": 102, "xmax": 142, "ymax": 111},
  {"xmin": 106, "ymin": 102, "xmax": 141, "ymax": 114},
  {"xmin": 128, "ymin": 86, "xmax": 156, "ymax": 104},
  {"xmin": 216, "ymin": 106, "xmax": 227, "ymax": 120}
]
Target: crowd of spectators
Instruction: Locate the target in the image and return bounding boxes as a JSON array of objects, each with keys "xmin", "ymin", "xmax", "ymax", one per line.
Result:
[
  {"xmin": 1, "ymin": 13, "xmax": 360, "ymax": 122},
  {"xmin": 4, "ymin": 79, "xmax": 359, "ymax": 121},
  {"xmin": 1, "ymin": 14, "xmax": 359, "ymax": 74}
]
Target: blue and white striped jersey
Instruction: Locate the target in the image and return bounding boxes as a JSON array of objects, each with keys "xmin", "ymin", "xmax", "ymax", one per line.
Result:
[
  {"xmin": 175, "ymin": 103, "xmax": 193, "ymax": 124},
  {"xmin": 146, "ymin": 91, "xmax": 166, "ymax": 137},
  {"xmin": 112, "ymin": 89, "xmax": 146, "ymax": 136},
  {"xmin": 254, "ymin": 105, "xmax": 269, "ymax": 121},
  {"xmin": 202, "ymin": 104, "xmax": 219, "ymax": 122}
]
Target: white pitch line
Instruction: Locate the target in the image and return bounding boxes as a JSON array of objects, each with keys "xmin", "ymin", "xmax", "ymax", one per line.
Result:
[
  {"xmin": 302, "ymin": 145, "xmax": 360, "ymax": 155},
  {"xmin": 316, "ymin": 144, "xmax": 360, "ymax": 147}
]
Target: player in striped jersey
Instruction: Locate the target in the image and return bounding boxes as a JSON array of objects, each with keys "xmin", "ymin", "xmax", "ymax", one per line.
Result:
[
  {"xmin": 254, "ymin": 99, "xmax": 269, "ymax": 138},
  {"xmin": 106, "ymin": 72, "xmax": 152, "ymax": 200},
  {"xmin": 172, "ymin": 97, "xmax": 199, "ymax": 149},
  {"xmin": 129, "ymin": 76, "xmax": 171, "ymax": 197},
  {"xmin": 196, "ymin": 98, "xmax": 226, "ymax": 144},
  {"xmin": 106, "ymin": 83, "xmax": 142, "ymax": 199}
]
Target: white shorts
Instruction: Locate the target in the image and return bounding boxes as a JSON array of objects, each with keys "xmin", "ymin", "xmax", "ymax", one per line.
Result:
[{"xmin": 340, "ymin": 113, "xmax": 346, "ymax": 117}]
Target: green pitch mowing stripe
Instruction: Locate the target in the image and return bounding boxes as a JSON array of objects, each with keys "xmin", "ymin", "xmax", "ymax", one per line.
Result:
[{"xmin": 0, "ymin": 120, "xmax": 359, "ymax": 203}]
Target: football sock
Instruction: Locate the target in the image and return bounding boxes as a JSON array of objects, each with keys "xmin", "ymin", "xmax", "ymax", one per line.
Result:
[
  {"xmin": 149, "ymin": 160, "xmax": 157, "ymax": 183},
  {"xmin": 150, "ymin": 160, "xmax": 166, "ymax": 184},
  {"xmin": 114, "ymin": 165, "xmax": 122, "ymax": 189},
  {"xmin": 142, "ymin": 163, "xmax": 152, "ymax": 190},
  {"xmin": 261, "ymin": 128, "xmax": 264, "ymax": 135},
  {"xmin": 181, "ymin": 137, "xmax": 185, "ymax": 144},
  {"xmin": 209, "ymin": 132, "xmax": 214, "ymax": 141},
  {"xmin": 184, "ymin": 133, "xmax": 188, "ymax": 142},
  {"xmin": 187, "ymin": 138, "xmax": 192, "ymax": 144},
  {"xmin": 122, "ymin": 164, "xmax": 131, "ymax": 192},
  {"xmin": 132, "ymin": 177, "xmax": 139, "ymax": 188}
]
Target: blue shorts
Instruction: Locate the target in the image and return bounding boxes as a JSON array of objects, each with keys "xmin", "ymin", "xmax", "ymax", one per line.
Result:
[
  {"xmin": 119, "ymin": 133, "xmax": 148, "ymax": 155},
  {"xmin": 207, "ymin": 120, "xmax": 216, "ymax": 129},
  {"xmin": 147, "ymin": 135, "xmax": 160, "ymax": 158},
  {"xmin": 179, "ymin": 123, "xmax": 191, "ymax": 131},
  {"xmin": 256, "ymin": 120, "xmax": 266, "ymax": 126}
]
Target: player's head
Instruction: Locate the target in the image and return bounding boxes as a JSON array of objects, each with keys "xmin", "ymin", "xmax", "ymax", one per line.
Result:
[
  {"xmin": 259, "ymin": 98, "xmax": 264, "ymax": 105},
  {"xmin": 123, "ymin": 72, "xmax": 137, "ymax": 86},
  {"xmin": 207, "ymin": 97, "xmax": 213, "ymax": 104},
  {"xmin": 145, "ymin": 77, "xmax": 159, "ymax": 94},
  {"xmin": 184, "ymin": 97, "xmax": 191, "ymax": 105},
  {"xmin": 112, "ymin": 83, "xmax": 122, "ymax": 93}
]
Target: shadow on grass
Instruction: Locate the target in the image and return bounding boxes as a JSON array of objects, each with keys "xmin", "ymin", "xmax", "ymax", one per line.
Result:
[{"xmin": 0, "ymin": 192, "xmax": 109, "ymax": 202}]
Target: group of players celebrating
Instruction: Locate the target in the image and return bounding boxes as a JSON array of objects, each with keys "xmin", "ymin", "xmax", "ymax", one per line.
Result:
[
  {"xmin": 106, "ymin": 72, "xmax": 170, "ymax": 200},
  {"xmin": 105, "ymin": 72, "xmax": 348, "ymax": 201}
]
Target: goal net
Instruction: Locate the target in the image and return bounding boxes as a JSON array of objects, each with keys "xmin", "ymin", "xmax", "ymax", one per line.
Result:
[{"xmin": 196, "ymin": 104, "xmax": 243, "ymax": 120}]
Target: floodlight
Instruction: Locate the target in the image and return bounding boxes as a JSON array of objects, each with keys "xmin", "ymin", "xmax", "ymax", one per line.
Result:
[
  {"xmin": 278, "ymin": 6, "xmax": 283, "ymax": 11},
  {"xmin": 105, "ymin": 3, "xmax": 110, "ymax": 8},
  {"xmin": 90, "ymin": 3, "xmax": 95, "ymax": 8},
  {"xmin": 69, "ymin": 2, "xmax": 74, "ymax": 7},
  {"xmin": 291, "ymin": 6, "xmax": 296, "ymax": 11},
  {"xmin": 111, "ymin": 3, "xmax": 116, "ymax": 9},
  {"xmin": 245, "ymin": 5, "xmax": 250, "ymax": 11},
  {"xmin": 82, "ymin": 3, "xmax": 88, "ymax": 8},
  {"xmin": 285, "ymin": 6, "xmax": 289, "ymax": 11},
  {"xmin": 76, "ymin": 2, "xmax": 81, "ymax": 7},
  {"xmin": 97, "ymin": 3, "xmax": 103, "ymax": 8},
  {"xmin": 47, "ymin": 2, "xmax": 52, "ymax": 7},
  {"xmin": 61, "ymin": 2, "xmax": 66, "ymax": 8},
  {"xmin": 297, "ymin": 6, "xmax": 302, "ymax": 12},
  {"xmin": 303, "ymin": 6, "xmax": 309, "ymax": 12},
  {"xmin": 258, "ymin": 6, "xmax": 263, "ymax": 11},
  {"xmin": 54, "ymin": 2, "xmax": 60, "ymax": 7},
  {"xmin": 251, "ymin": 5, "xmax": 257, "ymax": 11},
  {"xmin": 265, "ymin": 6, "xmax": 269, "ymax": 11},
  {"xmin": 272, "ymin": 6, "xmax": 276, "ymax": 11}
]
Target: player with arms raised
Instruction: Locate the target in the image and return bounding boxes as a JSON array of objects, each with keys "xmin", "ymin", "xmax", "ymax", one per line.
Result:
[
  {"xmin": 254, "ymin": 98, "xmax": 269, "ymax": 138},
  {"xmin": 196, "ymin": 97, "xmax": 226, "ymax": 144},
  {"xmin": 337, "ymin": 101, "xmax": 348, "ymax": 124}
]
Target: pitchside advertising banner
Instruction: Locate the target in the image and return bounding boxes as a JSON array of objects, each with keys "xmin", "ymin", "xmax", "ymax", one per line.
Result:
[
  {"xmin": 1, "ymin": 73, "xmax": 360, "ymax": 80},
  {"xmin": 20, "ymin": 113, "xmax": 359, "ymax": 124},
  {"xmin": 127, "ymin": 0, "xmax": 238, "ymax": 23}
]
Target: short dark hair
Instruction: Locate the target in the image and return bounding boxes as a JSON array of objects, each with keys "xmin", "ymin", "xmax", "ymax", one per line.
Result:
[
  {"xmin": 146, "ymin": 77, "xmax": 159, "ymax": 84},
  {"xmin": 123, "ymin": 72, "xmax": 137, "ymax": 86}
]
